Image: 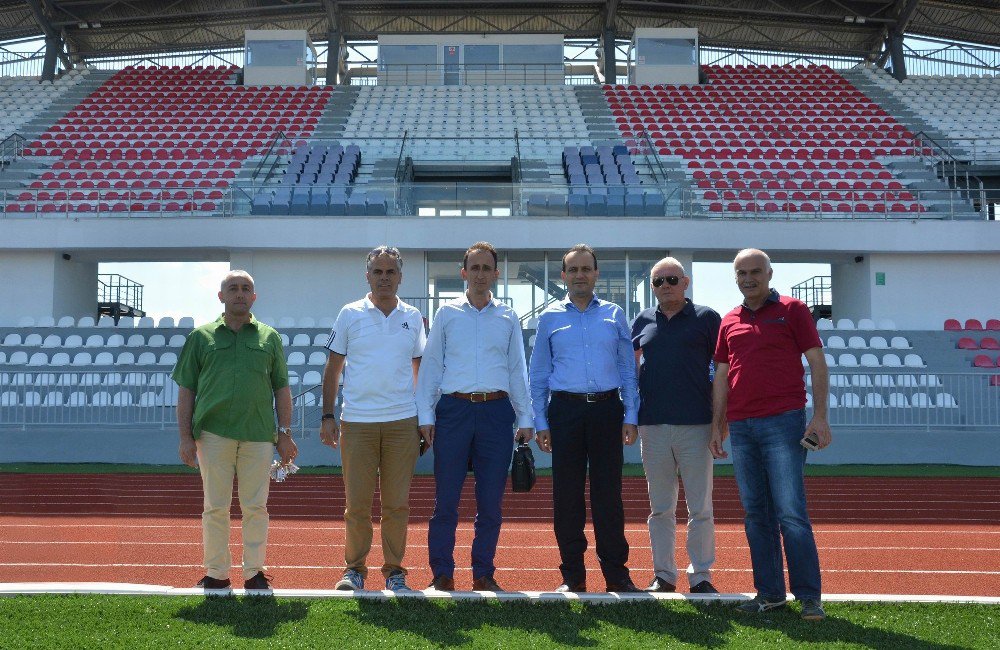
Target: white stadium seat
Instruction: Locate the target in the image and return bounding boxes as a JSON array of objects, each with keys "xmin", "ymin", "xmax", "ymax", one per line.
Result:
[
  {"xmin": 869, "ymin": 336, "xmax": 889, "ymax": 350},
  {"xmin": 159, "ymin": 353, "xmax": 178, "ymax": 366},
  {"xmin": 127, "ymin": 334, "xmax": 145, "ymax": 347},
  {"xmin": 103, "ymin": 373, "xmax": 123, "ymax": 387},
  {"xmin": 91, "ymin": 391, "xmax": 112, "ymax": 406},
  {"xmin": 79, "ymin": 372, "xmax": 103, "ymax": 386},
  {"xmin": 56, "ymin": 316, "xmax": 76, "ymax": 328},
  {"xmin": 149, "ymin": 373, "xmax": 171, "ymax": 386},
  {"xmin": 888, "ymin": 393, "xmax": 909, "ymax": 407},
  {"xmin": 857, "ymin": 318, "xmax": 876, "ymax": 331},
  {"xmin": 847, "ymin": 336, "xmax": 867, "ymax": 349},
  {"xmin": 313, "ymin": 333, "xmax": 328, "ymax": 346},
  {"xmin": 50, "ymin": 353, "xmax": 70, "ymax": 367},
  {"xmin": 287, "ymin": 352, "xmax": 306, "ymax": 365},
  {"xmin": 830, "ymin": 375, "xmax": 849, "ymax": 387},
  {"xmin": 137, "ymin": 352, "xmax": 156, "ymax": 365},
  {"xmin": 882, "ymin": 354, "xmax": 902, "ymax": 368},
  {"xmin": 77, "ymin": 316, "xmax": 95, "ymax": 327},
  {"xmin": 35, "ymin": 373, "xmax": 57, "ymax": 386},
  {"xmin": 158, "ymin": 317, "xmax": 175, "ymax": 328},
  {"xmin": 123, "ymin": 373, "xmax": 147, "ymax": 387},
  {"xmin": 278, "ymin": 317, "xmax": 296, "ymax": 329},
  {"xmin": 815, "ymin": 318, "xmax": 833, "ymax": 331},
  {"xmin": 116, "ymin": 352, "xmax": 136, "ymax": 365},
  {"xmin": 67, "ymin": 391, "xmax": 88, "ymax": 406},
  {"xmin": 137, "ymin": 317, "xmax": 155, "ymax": 328},
  {"xmin": 106, "ymin": 334, "xmax": 125, "ymax": 348},
  {"xmin": 97, "ymin": 316, "xmax": 115, "ymax": 328},
  {"xmin": 24, "ymin": 334, "xmax": 42, "ymax": 347},
  {"xmin": 835, "ymin": 318, "xmax": 855, "ymax": 330},
  {"xmin": 57, "ymin": 373, "xmax": 78, "ymax": 387},
  {"xmin": 837, "ymin": 353, "xmax": 859, "ymax": 368},
  {"xmin": 890, "ymin": 336, "xmax": 910, "ymax": 350},
  {"xmin": 18, "ymin": 316, "xmax": 36, "ymax": 327},
  {"xmin": 826, "ymin": 394, "xmax": 838, "ymax": 408},
  {"xmin": 841, "ymin": 392, "xmax": 861, "ymax": 407},
  {"xmin": 43, "ymin": 391, "xmax": 64, "ymax": 407},
  {"xmin": 8, "ymin": 351, "xmax": 27, "ymax": 365},
  {"xmin": 27, "ymin": 352, "xmax": 48, "ymax": 366},
  {"xmin": 147, "ymin": 335, "xmax": 166, "ymax": 348},
  {"xmin": 904, "ymin": 354, "xmax": 925, "ymax": 368},
  {"xmin": 850, "ymin": 374, "xmax": 873, "ymax": 388},
  {"xmin": 308, "ymin": 352, "xmax": 327, "ymax": 365},
  {"xmin": 84, "ymin": 335, "xmax": 104, "ymax": 348},
  {"xmin": 280, "ymin": 334, "xmax": 290, "ymax": 347},
  {"xmin": 3, "ymin": 333, "xmax": 22, "ymax": 346},
  {"xmin": 295, "ymin": 392, "xmax": 317, "ymax": 406},
  {"xmin": 826, "ymin": 336, "xmax": 846, "ymax": 349},
  {"xmin": 288, "ymin": 371, "xmax": 300, "ymax": 387},
  {"xmin": 37, "ymin": 316, "xmax": 56, "ymax": 327},
  {"xmin": 292, "ymin": 334, "xmax": 311, "ymax": 347},
  {"xmin": 42, "ymin": 334, "xmax": 62, "ymax": 348},
  {"xmin": 113, "ymin": 391, "xmax": 134, "ymax": 406},
  {"xmin": 138, "ymin": 391, "xmax": 158, "ymax": 407},
  {"xmin": 936, "ymin": 393, "xmax": 958, "ymax": 408},
  {"xmin": 94, "ymin": 352, "xmax": 114, "ymax": 365},
  {"xmin": 859, "ymin": 354, "xmax": 880, "ymax": 368},
  {"xmin": 911, "ymin": 393, "xmax": 934, "ymax": 408},
  {"xmin": 10, "ymin": 372, "xmax": 30, "ymax": 386},
  {"xmin": 168, "ymin": 335, "xmax": 186, "ymax": 347},
  {"xmin": 63, "ymin": 335, "xmax": 83, "ymax": 348},
  {"xmin": 71, "ymin": 352, "xmax": 92, "ymax": 366},
  {"xmin": 117, "ymin": 317, "xmax": 134, "ymax": 329},
  {"xmin": 177, "ymin": 317, "xmax": 195, "ymax": 329},
  {"xmin": 156, "ymin": 381, "xmax": 180, "ymax": 406},
  {"xmin": 297, "ymin": 317, "xmax": 316, "ymax": 328},
  {"xmin": 0, "ymin": 391, "xmax": 18, "ymax": 406},
  {"xmin": 873, "ymin": 374, "xmax": 895, "ymax": 388},
  {"xmin": 302, "ymin": 370, "xmax": 322, "ymax": 386},
  {"xmin": 864, "ymin": 393, "xmax": 885, "ymax": 408},
  {"xmin": 23, "ymin": 392, "xmax": 41, "ymax": 406}
]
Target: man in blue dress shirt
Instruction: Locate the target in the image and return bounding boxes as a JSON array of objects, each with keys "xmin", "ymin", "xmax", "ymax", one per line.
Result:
[
  {"xmin": 417, "ymin": 242, "xmax": 534, "ymax": 592},
  {"xmin": 529, "ymin": 243, "xmax": 641, "ymax": 593}
]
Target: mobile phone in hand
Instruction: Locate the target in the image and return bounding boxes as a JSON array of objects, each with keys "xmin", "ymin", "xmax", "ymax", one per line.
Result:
[
  {"xmin": 419, "ymin": 436, "xmax": 428, "ymax": 456},
  {"xmin": 800, "ymin": 432, "xmax": 820, "ymax": 451}
]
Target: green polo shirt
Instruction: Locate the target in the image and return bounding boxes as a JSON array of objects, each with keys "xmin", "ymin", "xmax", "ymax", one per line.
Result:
[{"xmin": 172, "ymin": 314, "xmax": 289, "ymax": 442}]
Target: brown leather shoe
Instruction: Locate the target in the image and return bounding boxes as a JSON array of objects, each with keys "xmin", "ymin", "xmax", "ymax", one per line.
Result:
[
  {"xmin": 606, "ymin": 579, "xmax": 642, "ymax": 593},
  {"xmin": 471, "ymin": 575, "xmax": 503, "ymax": 592},
  {"xmin": 428, "ymin": 575, "xmax": 455, "ymax": 591},
  {"xmin": 554, "ymin": 582, "xmax": 586, "ymax": 593},
  {"xmin": 644, "ymin": 576, "xmax": 676, "ymax": 592}
]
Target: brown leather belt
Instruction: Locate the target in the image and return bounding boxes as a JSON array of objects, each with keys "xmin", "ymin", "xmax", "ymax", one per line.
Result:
[
  {"xmin": 449, "ymin": 390, "xmax": 508, "ymax": 403},
  {"xmin": 552, "ymin": 389, "xmax": 619, "ymax": 403}
]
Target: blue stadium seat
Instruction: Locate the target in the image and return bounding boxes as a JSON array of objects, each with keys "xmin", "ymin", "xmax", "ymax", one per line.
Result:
[
  {"xmin": 328, "ymin": 192, "xmax": 348, "ymax": 216},
  {"xmin": 585, "ymin": 194, "xmax": 608, "ymax": 216},
  {"xmin": 347, "ymin": 192, "xmax": 366, "ymax": 216},
  {"xmin": 290, "ymin": 190, "xmax": 310, "ymax": 213},
  {"xmin": 568, "ymin": 193, "xmax": 586, "ymax": 216},
  {"xmin": 547, "ymin": 194, "xmax": 568, "ymax": 216},
  {"xmin": 624, "ymin": 193, "xmax": 644, "ymax": 216},
  {"xmin": 612, "ymin": 144, "xmax": 628, "ymax": 156},
  {"xmin": 527, "ymin": 193, "xmax": 547, "ymax": 215},
  {"xmin": 251, "ymin": 192, "xmax": 272, "ymax": 215},
  {"xmin": 308, "ymin": 189, "xmax": 329, "ymax": 215},
  {"xmin": 606, "ymin": 193, "xmax": 625, "ymax": 217},
  {"xmin": 366, "ymin": 192, "xmax": 388, "ymax": 216},
  {"xmin": 644, "ymin": 192, "xmax": 665, "ymax": 217}
]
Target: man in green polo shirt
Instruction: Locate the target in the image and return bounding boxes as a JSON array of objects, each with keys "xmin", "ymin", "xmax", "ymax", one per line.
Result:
[{"xmin": 173, "ymin": 269, "xmax": 297, "ymax": 593}]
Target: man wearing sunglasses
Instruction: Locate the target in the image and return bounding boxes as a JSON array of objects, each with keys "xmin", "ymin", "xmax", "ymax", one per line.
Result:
[
  {"xmin": 710, "ymin": 248, "xmax": 831, "ymax": 621},
  {"xmin": 631, "ymin": 257, "xmax": 721, "ymax": 596}
]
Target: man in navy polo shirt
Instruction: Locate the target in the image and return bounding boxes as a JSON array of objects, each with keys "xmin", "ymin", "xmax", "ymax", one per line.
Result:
[
  {"xmin": 631, "ymin": 257, "xmax": 720, "ymax": 595},
  {"xmin": 710, "ymin": 248, "xmax": 831, "ymax": 621}
]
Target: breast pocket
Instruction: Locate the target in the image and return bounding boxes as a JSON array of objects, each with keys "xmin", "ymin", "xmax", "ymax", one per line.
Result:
[{"xmin": 244, "ymin": 340, "xmax": 272, "ymax": 374}]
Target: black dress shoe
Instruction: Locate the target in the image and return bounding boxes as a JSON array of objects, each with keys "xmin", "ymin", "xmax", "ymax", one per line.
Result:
[
  {"xmin": 690, "ymin": 580, "xmax": 719, "ymax": 594},
  {"xmin": 554, "ymin": 582, "xmax": 586, "ymax": 593},
  {"xmin": 196, "ymin": 575, "xmax": 231, "ymax": 590},
  {"xmin": 606, "ymin": 579, "xmax": 642, "ymax": 593},
  {"xmin": 644, "ymin": 576, "xmax": 676, "ymax": 593},
  {"xmin": 428, "ymin": 575, "xmax": 455, "ymax": 591}
]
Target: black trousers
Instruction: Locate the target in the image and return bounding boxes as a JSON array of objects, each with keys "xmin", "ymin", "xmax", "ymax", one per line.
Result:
[{"xmin": 548, "ymin": 393, "xmax": 630, "ymax": 586}]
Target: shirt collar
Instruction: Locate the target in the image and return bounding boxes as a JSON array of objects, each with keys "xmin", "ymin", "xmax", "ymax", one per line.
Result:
[
  {"xmin": 213, "ymin": 313, "xmax": 259, "ymax": 332},
  {"xmin": 364, "ymin": 295, "xmax": 399, "ymax": 316},
  {"xmin": 562, "ymin": 294, "xmax": 601, "ymax": 313},
  {"xmin": 741, "ymin": 289, "xmax": 781, "ymax": 311},
  {"xmin": 458, "ymin": 291, "xmax": 498, "ymax": 312},
  {"xmin": 657, "ymin": 299, "xmax": 694, "ymax": 318}
]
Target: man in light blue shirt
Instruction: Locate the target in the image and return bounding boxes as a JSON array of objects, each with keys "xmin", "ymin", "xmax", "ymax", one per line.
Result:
[
  {"xmin": 417, "ymin": 242, "xmax": 534, "ymax": 592},
  {"xmin": 529, "ymin": 243, "xmax": 641, "ymax": 593}
]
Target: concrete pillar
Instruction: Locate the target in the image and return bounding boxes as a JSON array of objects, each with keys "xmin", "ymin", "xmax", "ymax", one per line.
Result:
[
  {"xmin": 0, "ymin": 252, "xmax": 97, "ymax": 325},
  {"xmin": 602, "ymin": 28, "xmax": 617, "ymax": 84},
  {"xmin": 41, "ymin": 34, "xmax": 63, "ymax": 82},
  {"xmin": 887, "ymin": 31, "xmax": 907, "ymax": 81},
  {"xmin": 326, "ymin": 31, "xmax": 342, "ymax": 86}
]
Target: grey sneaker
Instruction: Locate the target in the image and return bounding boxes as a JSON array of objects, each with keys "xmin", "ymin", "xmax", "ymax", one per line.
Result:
[
  {"xmin": 800, "ymin": 599, "xmax": 826, "ymax": 621},
  {"xmin": 385, "ymin": 570, "xmax": 412, "ymax": 592},
  {"xmin": 335, "ymin": 569, "xmax": 365, "ymax": 591},
  {"xmin": 736, "ymin": 594, "xmax": 787, "ymax": 614}
]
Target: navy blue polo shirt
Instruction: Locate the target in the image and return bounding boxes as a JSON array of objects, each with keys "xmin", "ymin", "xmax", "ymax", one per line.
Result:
[{"xmin": 630, "ymin": 300, "xmax": 722, "ymax": 426}]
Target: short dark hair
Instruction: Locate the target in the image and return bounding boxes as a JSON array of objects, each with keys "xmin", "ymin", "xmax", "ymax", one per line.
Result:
[
  {"xmin": 463, "ymin": 241, "xmax": 498, "ymax": 270},
  {"xmin": 561, "ymin": 244, "xmax": 598, "ymax": 271},
  {"xmin": 366, "ymin": 245, "xmax": 403, "ymax": 272}
]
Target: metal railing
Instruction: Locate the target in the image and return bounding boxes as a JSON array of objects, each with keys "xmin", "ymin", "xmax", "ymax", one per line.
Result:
[
  {"xmin": 910, "ymin": 131, "xmax": 987, "ymax": 217},
  {"xmin": 359, "ymin": 63, "xmax": 567, "ymax": 86},
  {"xmin": 806, "ymin": 371, "xmax": 1000, "ymax": 431},
  {"xmin": 926, "ymin": 137, "xmax": 1000, "ymax": 165},
  {"xmin": 98, "ymin": 274, "xmax": 143, "ymax": 313},
  {"xmin": 0, "ymin": 133, "xmax": 27, "ymax": 168},
  {"xmin": 792, "ymin": 276, "xmax": 832, "ymax": 308}
]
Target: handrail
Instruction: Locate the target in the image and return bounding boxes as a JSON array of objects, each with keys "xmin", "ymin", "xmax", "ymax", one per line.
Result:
[
  {"xmin": 250, "ymin": 130, "xmax": 291, "ymax": 187},
  {"xmin": 394, "ymin": 129, "xmax": 409, "ymax": 183},
  {"xmin": 636, "ymin": 128, "xmax": 667, "ymax": 184},
  {"xmin": 910, "ymin": 130, "xmax": 986, "ymax": 217},
  {"xmin": 513, "ymin": 128, "xmax": 523, "ymax": 182},
  {"xmin": 0, "ymin": 133, "xmax": 28, "ymax": 169}
]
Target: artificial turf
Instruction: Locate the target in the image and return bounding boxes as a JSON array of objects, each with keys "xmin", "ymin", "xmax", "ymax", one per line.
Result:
[{"xmin": 0, "ymin": 595, "xmax": 995, "ymax": 649}]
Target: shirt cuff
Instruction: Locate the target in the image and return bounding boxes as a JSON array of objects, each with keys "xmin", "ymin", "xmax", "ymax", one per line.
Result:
[
  {"xmin": 516, "ymin": 414, "xmax": 535, "ymax": 429},
  {"xmin": 623, "ymin": 410, "xmax": 639, "ymax": 426},
  {"xmin": 417, "ymin": 408, "xmax": 435, "ymax": 427},
  {"xmin": 534, "ymin": 415, "xmax": 549, "ymax": 431}
]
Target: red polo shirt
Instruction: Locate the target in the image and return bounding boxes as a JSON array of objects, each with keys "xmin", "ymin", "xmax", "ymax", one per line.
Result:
[{"xmin": 713, "ymin": 290, "xmax": 822, "ymax": 421}]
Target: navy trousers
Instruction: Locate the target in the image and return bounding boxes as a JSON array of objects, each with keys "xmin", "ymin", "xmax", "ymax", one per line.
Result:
[{"xmin": 427, "ymin": 394, "xmax": 516, "ymax": 580}]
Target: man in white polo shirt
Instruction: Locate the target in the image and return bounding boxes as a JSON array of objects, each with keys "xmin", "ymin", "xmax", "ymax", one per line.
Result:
[{"xmin": 319, "ymin": 245, "xmax": 427, "ymax": 592}]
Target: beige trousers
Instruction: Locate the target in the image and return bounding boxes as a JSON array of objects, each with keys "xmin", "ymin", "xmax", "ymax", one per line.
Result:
[
  {"xmin": 196, "ymin": 430, "xmax": 274, "ymax": 581},
  {"xmin": 340, "ymin": 416, "xmax": 420, "ymax": 579}
]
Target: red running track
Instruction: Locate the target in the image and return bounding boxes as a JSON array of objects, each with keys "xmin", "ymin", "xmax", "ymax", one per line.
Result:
[{"xmin": 1, "ymin": 474, "xmax": 998, "ymax": 596}]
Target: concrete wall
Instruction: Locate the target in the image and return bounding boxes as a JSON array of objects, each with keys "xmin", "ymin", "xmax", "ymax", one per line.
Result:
[
  {"xmin": 229, "ymin": 249, "xmax": 428, "ymax": 321},
  {"xmin": 831, "ymin": 256, "xmax": 872, "ymax": 323},
  {"xmin": 0, "ymin": 252, "xmax": 97, "ymax": 326}
]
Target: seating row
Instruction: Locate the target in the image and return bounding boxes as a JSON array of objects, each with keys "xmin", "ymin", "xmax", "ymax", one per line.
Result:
[
  {"xmin": 944, "ymin": 318, "xmax": 1000, "ymax": 331},
  {"xmin": 2, "ymin": 333, "xmax": 186, "ymax": 348},
  {"xmin": 2, "ymin": 372, "xmax": 176, "ymax": 388},
  {"xmin": 973, "ymin": 355, "xmax": 1000, "ymax": 368},
  {"xmin": 525, "ymin": 191, "xmax": 665, "ymax": 217},
  {"xmin": 10, "ymin": 316, "xmax": 196, "ymax": 328},
  {"xmin": 809, "ymin": 374, "xmax": 942, "ymax": 388},
  {"xmin": 252, "ymin": 187, "xmax": 389, "ymax": 217},
  {"xmin": 957, "ymin": 337, "xmax": 1000, "ymax": 351},
  {"xmin": 0, "ymin": 390, "xmax": 178, "ymax": 408},
  {"xmin": 806, "ymin": 392, "xmax": 958, "ymax": 409},
  {"xmin": 0, "ymin": 351, "xmax": 178, "ymax": 367},
  {"xmin": 825, "ymin": 335, "xmax": 910, "ymax": 350},
  {"xmin": 817, "ymin": 318, "xmax": 897, "ymax": 331},
  {"xmin": 817, "ymin": 353, "xmax": 925, "ymax": 368}
]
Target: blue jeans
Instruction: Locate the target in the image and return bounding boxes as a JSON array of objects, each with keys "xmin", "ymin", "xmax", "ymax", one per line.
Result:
[{"xmin": 729, "ymin": 408, "xmax": 821, "ymax": 601}]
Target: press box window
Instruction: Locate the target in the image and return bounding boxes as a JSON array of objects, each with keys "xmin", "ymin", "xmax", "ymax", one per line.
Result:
[
  {"xmin": 246, "ymin": 40, "xmax": 306, "ymax": 67},
  {"xmin": 636, "ymin": 38, "xmax": 697, "ymax": 65}
]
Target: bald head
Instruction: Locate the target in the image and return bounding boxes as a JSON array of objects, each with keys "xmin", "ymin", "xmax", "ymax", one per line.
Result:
[
  {"xmin": 220, "ymin": 270, "xmax": 254, "ymax": 292},
  {"xmin": 651, "ymin": 256, "xmax": 686, "ymax": 277},
  {"xmin": 733, "ymin": 248, "xmax": 771, "ymax": 272}
]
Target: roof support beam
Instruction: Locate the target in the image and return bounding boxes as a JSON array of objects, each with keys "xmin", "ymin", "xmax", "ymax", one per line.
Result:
[{"xmin": 25, "ymin": 0, "xmax": 71, "ymax": 79}]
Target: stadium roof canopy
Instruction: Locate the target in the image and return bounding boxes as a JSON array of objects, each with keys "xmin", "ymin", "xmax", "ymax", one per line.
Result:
[{"xmin": 0, "ymin": 1, "xmax": 998, "ymax": 60}]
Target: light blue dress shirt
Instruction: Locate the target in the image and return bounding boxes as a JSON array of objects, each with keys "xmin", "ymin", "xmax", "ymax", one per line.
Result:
[
  {"xmin": 416, "ymin": 294, "xmax": 533, "ymax": 429},
  {"xmin": 528, "ymin": 295, "xmax": 639, "ymax": 431}
]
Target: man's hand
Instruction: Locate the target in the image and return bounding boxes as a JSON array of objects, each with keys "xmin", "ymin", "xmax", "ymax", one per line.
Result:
[
  {"xmin": 805, "ymin": 415, "xmax": 832, "ymax": 450},
  {"xmin": 514, "ymin": 428, "xmax": 534, "ymax": 444},
  {"xmin": 276, "ymin": 433, "xmax": 298, "ymax": 465},
  {"xmin": 709, "ymin": 421, "xmax": 729, "ymax": 459},
  {"xmin": 419, "ymin": 424, "xmax": 435, "ymax": 447},
  {"xmin": 319, "ymin": 418, "xmax": 340, "ymax": 449},
  {"xmin": 535, "ymin": 429, "xmax": 552, "ymax": 453},
  {"xmin": 179, "ymin": 435, "xmax": 198, "ymax": 468},
  {"xmin": 622, "ymin": 423, "xmax": 638, "ymax": 446}
]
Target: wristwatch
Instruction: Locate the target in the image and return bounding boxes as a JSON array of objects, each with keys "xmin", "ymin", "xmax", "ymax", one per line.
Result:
[
  {"xmin": 274, "ymin": 426, "xmax": 292, "ymax": 443},
  {"xmin": 321, "ymin": 413, "xmax": 337, "ymax": 421}
]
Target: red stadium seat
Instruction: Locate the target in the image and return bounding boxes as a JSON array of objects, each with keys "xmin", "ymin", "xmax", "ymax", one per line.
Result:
[
  {"xmin": 957, "ymin": 337, "xmax": 978, "ymax": 350},
  {"xmin": 981, "ymin": 338, "xmax": 1000, "ymax": 351},
  {"xmin": 989, "ymin": 375, "xmax": 1000, "ymax": 387},
  {"xmin": 965, "ymin": 319, "xmax": 984, "ymax": 331},
  {"xmin": 973, "ymin": 354, "xmax": 995, "ymax": 368},
  {"xmin": 987, "ymin": 319, "xmax": 1000, "ymax": 331},
  {"xmin": 944, "ymin": 319, "xmax": 962, "ymax": 331}
]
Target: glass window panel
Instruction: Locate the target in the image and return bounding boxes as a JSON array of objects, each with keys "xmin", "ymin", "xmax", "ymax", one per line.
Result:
[
  {"xmin": 502, "ymin": 44, "xmax": 562, "ymax": 65},
  {"xmin": 379, "ymin": 45, "xmax": 437, "ymax": 68},
  {"xmin": 246, "ymin": 40, "xmax": 304, "ymax": 67},
  {"xmin": 465, "ymin": 45, "xmax": 500, "ymax": 70},
  {"xmin": 636, "ymin": 38, "xmax": 697, "ymax": 65}
]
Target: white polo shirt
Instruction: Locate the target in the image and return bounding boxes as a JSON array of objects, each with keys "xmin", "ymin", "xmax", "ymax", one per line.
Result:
[{"xmin": 326, "ymin": 296, "xmax": 427, "ymax": 423}]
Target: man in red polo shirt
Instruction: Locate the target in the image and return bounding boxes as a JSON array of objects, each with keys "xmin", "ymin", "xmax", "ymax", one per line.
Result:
[{"xmin": 710, "ymin": 248, "xmax": 831, "ymax": 621}]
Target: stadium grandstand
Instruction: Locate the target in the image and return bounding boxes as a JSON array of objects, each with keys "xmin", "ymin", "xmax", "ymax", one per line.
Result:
[{"xmin": 1, "ymin": 1, "xmax": 999, "ymax": 470}]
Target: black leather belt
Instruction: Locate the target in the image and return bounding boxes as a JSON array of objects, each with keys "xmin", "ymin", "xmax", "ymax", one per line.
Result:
[
  {"xmin": 449, "ymin": 391, "xmax": 508, "ymax": 403},
  {"xmin": 552, "ymin": 389, "xmax": 619, "ymax": 403}
]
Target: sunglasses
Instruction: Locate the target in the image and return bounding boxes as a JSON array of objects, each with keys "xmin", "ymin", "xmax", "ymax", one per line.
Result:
[{"xmin": 652, "ymin": 275, "xmax": 682, "ymax": 288}]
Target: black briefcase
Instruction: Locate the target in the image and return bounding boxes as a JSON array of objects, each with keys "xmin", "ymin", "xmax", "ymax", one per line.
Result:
[{"xmin": 510, "ymin": 443, "xmax": 536, "ymax": 493}]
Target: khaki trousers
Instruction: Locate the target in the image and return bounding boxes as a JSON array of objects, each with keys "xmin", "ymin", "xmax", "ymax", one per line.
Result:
[
  {"xmin": 196, "ymin": 430, "xmax": 274, "ymax": 581},
  {"xmin": 340, "ymin": 416, "xmax": 420, "ymax": 579},
  {"xmin": 639, "ymin": 423, "xmax": 716, "ymax": 587}
]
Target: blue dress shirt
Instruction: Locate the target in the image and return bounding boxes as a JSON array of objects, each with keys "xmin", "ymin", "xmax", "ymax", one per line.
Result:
[
  {"xmin": 416, "ymin": 294, "xmax": 533, "ymax": 429},
  {"xmin": 528, "ymin": 295, "xmax": 639, "ymax": 431}
]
